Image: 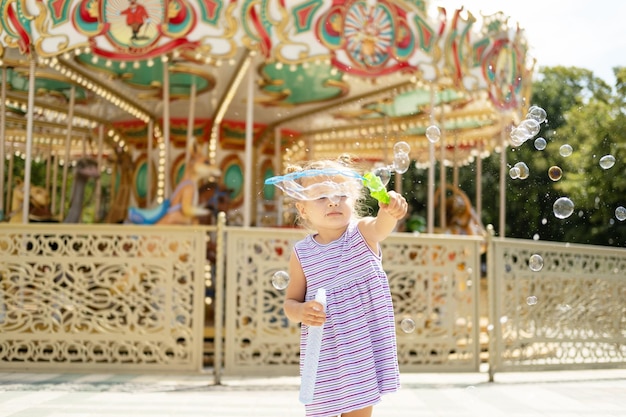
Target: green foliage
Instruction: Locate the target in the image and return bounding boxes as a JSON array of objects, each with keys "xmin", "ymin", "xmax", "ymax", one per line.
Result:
[{"xmin": 401, "ymin": 65, "xmax": 626, "ymax": 247}]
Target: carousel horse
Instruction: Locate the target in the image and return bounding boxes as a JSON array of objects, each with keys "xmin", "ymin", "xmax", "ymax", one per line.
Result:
[
  {"xmin": 63, "ymin": 158, "xmax": 101, "ymax": 223},
  {"xmin": 434, "ymin": 184, "xmax": 487, "ymax": 252},
  {"xmin": 7, "ymin": 179, "xmax": 56, "ymax": 223},
  {"xmin": 105, "ymin": 149, "xmax": 134, "ymax": 224},
  {"xmin": 195, "ymin": 181, "xmax": 231, "ymax": 226},
  {"xmin": 127, "ymin": 143, "xmax": 220, "ymax": 225}
]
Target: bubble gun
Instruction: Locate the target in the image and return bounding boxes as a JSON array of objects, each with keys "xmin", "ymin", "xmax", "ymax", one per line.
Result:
[{"xmin": 362, "ymin": 172, "xmax": 390, "ymax": 204}]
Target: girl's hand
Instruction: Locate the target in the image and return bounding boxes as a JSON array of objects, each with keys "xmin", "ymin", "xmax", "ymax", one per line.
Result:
[
  {"xmin": 379, "ymin": 191, "xmax": 408, "ymax": 220},
  {"xmin": 301, "ymin": 300, "xmax": 326, "ymax": 327}
]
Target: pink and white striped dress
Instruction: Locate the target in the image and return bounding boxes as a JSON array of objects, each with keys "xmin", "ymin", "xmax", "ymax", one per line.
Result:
[{"xmin": 294, "ymin": 221, "xmax": 400, "ymax": 417}]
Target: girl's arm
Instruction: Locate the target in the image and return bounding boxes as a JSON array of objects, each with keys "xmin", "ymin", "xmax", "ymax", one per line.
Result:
[
  {"xmin": 283, "ymin": 250, "xmax": 326, "ymax": 326},
  {"xmin": 359, "ymin": 190, "xmax": 408, "ymax": 249}
]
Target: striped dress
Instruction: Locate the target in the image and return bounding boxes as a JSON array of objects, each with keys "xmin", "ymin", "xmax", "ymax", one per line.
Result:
[{"xmin": 294, "ymin": 221, "xmax": 400, "ymax": 417}]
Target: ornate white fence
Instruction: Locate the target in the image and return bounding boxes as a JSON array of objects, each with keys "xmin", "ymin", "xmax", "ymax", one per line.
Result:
[
  {"xmin": 487, "ymin": 236, "xmax": 626, "ymax": 380},
  {"xmin": 220, "ymin": 227, "xmax": 483, "ymax": 377},
  {"xmin": 0, "ymin": 224, "xmax": 209, "ymax": 372},
  {"xmin": 2, "ymin": 220, "xmax": 625, "ymax": 381}
]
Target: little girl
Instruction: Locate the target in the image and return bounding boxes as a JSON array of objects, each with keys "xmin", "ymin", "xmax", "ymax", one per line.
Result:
[{"xmin": 273, "ymin": 157, "xmax": 408, "ymax": 417}]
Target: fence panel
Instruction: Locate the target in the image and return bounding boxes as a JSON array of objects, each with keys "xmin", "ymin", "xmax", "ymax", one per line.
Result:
[
  {"xmin": 488, "ymin": 237, "xmax": 626, "ymax": 377},
  {"xmin": 223, "ymin": 228, "xmax": 483, "ymax": 376},
  {"xmin": 0, "ymin": 224, "xmax": 210, "ymax": 372}
]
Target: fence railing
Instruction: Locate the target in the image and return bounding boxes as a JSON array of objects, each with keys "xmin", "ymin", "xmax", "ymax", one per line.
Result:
[
  {"xmin": 2, "ymin": 218, "xmax": 625, "ymax": 381},
  {"xmin": 0, "ymin": 223, "xmax": 209, "ymax": 372},
  {"xmin": 487, "ymin": 235, "xmax": 626, "ymax": 380}
]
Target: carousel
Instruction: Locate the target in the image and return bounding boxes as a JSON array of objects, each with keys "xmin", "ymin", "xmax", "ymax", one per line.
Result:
[{"xmin": 0, "ymin": 0, "xmax": 532, "ymax": 231}]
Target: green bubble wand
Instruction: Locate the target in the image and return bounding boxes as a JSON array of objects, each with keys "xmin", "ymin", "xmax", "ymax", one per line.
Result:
[{"xmin": 362, "ymin": 172, "xmax": 390, "ymax": 204}]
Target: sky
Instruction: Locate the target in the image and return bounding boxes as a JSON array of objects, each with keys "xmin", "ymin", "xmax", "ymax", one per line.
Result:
[{"xmin": 431, "ymin": 0, "xmax": 626, "ymax": 86}]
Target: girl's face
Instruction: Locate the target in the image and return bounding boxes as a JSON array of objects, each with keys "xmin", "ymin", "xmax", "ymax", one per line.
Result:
[{"xmin": 296, "ymin": 176, "xmax": 358, "ymax": 229}]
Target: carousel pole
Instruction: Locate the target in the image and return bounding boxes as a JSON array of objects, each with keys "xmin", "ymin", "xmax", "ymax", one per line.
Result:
[
  {"xmin": 45, "ymin": 139, "xmax": 52, "ymax": 190},
  {"xmin": 243, "ymin": 59, "xmax": 254, "ymax": 228},
  {"xmin": 60, "ymin": 86, "xmax": 76, "ymax": 220},
  {"xmin": 51, "ymin": 155, "xmax": 59, "ymax": 216},
  {"xmin": 147, "ymin": 119, "xmax": 154, "ymax": 206},
  {"xmin": 22, "ymin": 55, "xmax": 38, "ymax": 224},
  {"xmin": 383, "ymin": 115, "xmax": 389, "ymax": 165},
  {"xmin": 185, "ymin": 81, "xmax": 197, "ymax": 166},
  {"xmin": 163, "ymin": 60, "xmax": 171, "ymax": 195},
  {"xmin": 439, "ymin": 105, "xmax": 446, "ymax": 231},
  {"xmin": 5, "ymin": 144, "xmax": 13, "ymax": 215},
  {"xmin": 452, "ymin": 135, "xmax": 459, "ymax": 188},
  {"xmin": 427, "ymin": 85, "xmax": 436, "ymax": 234},
  {"xmin": 274, "ymin": 126, "xmax": 282, "ymax": 226},
  {"xmin": 476, "ymin": 142, "xmax": 483, "ymax": 218},
  {"xmin": 499, "ymin": 116, "xmax": 507, "ymax": 236},
  {"xmin": 0, "ymin": 66, "xmax": 6, "ymax": 220},
  {"xmin": 94, "ymin": 123, "xmax": 105, "ymax": 221}
]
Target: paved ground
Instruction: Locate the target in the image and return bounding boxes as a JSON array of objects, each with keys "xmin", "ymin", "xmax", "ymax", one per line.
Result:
[{"xmin": 1, "ymin": 369, "xmax": 625, "ymax": 417}]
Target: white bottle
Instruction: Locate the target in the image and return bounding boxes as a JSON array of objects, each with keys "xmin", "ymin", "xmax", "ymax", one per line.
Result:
[{"xmin": 299, "ymin": 288, "xmax": 327, "ymax": 404}]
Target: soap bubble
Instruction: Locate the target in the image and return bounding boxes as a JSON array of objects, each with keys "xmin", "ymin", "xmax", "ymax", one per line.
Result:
[
  {"xmin": 534, "ymin": 137, "xmax": 547, "ymax": 150},
  {"xmin": 271, "ymin": 271, "xmax": 290, "ymax": 290},
  {"xmin": 548, "ymin": 166, "xmax": 562, "ymax": 181},
  {"xmin": 393, "ymin": 141, "xmax": 411, "ymax": 155},
  {"xmin": 264, "ymin": 168, "xmax": 364, "ymax": 202},
  {"xmin": 559, "ymin": 144, "xmax": 573, "ymax": 157},
  {"xmin": 599, "ymin": 155, "xmax": 616, "ymax": 170},
  {"xmin": 527, "ymin": 106, "xmax": 547, "ymax": 124},
  {"xmin": 400, "ymin": 317, "xmax": 416, "ymax": 333},
  {"xmin": 425, "ymin": 125, "xmax": 441, "ymax": 143},
  {"xmin": 519, "ymin": 118, "xmax": 541, "ymax": 137},
  {"xmin": 526, "ymin": 296, "xmax": 538, "ymax": 306},
  {"xmin": 392, "ymin": 152, "xmax": 411, "ymax": 174},
  {"xmin": 616, "ymin": 206, "xmax": 626, "ymax": 221},
  {"xmin": 514, "ymin": 162, "xmax": 530, "ymax": 180},
  {"xmin": 509, "ymin": 166, "xmax": 520, "ymax": 179},
  {"xmin": 553, "ymin": 197, "xmax": 574, "ymax": 219},
  {"xmin": 373, "ymin": 166, "xmax": 391, "ymax": 186},
  {"xmin": 528, "ymin": 254, "xmax": 544, "ymax": 271},
  {"xmin": 509, "ymin": 128, "xmax": 526, "ymax": 147}
]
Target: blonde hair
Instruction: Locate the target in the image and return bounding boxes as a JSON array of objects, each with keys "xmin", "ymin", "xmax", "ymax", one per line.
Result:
[{"xmin": 284, "ymin": 155, "xmax": 368, "ymax": 230}]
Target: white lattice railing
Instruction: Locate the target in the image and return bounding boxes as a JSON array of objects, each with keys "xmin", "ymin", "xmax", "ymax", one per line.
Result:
[
  {"xmin": 222, "ymin": 227, "xmax": 483, "ymax": 376},
  {"xmin": 0, "ymin": 223, "xmax": 210, "ymax": 372},
  {"xmin": 2, "ymin": 221, "xmax": 625, "ymax": 380},
  {"xmin": 487, "ymin": 236, "xmax": 626, "ymax": 380}
]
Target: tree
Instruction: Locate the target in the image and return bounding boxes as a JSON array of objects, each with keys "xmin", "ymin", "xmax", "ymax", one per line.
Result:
[
  {"xmin": 493, "ymin": 65, "xmax": 624, "ymax": 246},
  {"xmin": 402, "ymin": 65, "xmax": 626, "ymax": 247}
]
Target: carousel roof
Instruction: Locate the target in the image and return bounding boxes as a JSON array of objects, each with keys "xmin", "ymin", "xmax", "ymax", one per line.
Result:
[{"xmin": 0, "ymin": 0, "xmax": 533, "ymax": 166}]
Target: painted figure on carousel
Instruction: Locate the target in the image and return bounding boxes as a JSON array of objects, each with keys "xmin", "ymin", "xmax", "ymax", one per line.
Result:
[
  {"xmin": 127, "ymin": 142, "xmax": 221, "ymax": 225},
  {"xmin": 120, "ymin": 0, "xmax": 149, "ymax": 41}
]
